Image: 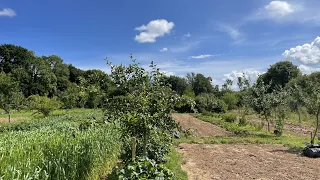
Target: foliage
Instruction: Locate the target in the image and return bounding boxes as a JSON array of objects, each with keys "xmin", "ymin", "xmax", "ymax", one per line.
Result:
[
  {"xmin": 109, "ymin": 157, "xmax": 174, "ymax": 180},
  {"xmin": 163, "ymin": 75, "xmax": 188, "ymax": 95},
  {"xmin": 0, "ymin": 111, "xmax": 122, "ymax": 180},
  {"xmin": 195, "ymin": 93, "xmax": 227, "ymax": 113},
  {"xmin": 221, "ymin": 113, "xmax": 237, "ymax": 123},
  {"xmin": 183, "ymin": 85, "xmax": 195, "ymax": 98},
  {"xmin": 187, "ymin": 72, "xmax": 213, "ymax": 95},
  {"xmin": 105, "ymin": 56, "xmax": 192, "ymax": 162},
  {"xmin": 222, "ymin": 91, "xmax": 239, "ymax": 110},
  {"xmin": 27, "ymin": 95, "xmax": 62, "ymax": 117},
  {"xmin": 0, "ymin": 72, "xmax": 24, "ymax": 122},
  {"xmin": 250, "ymin": 81, "xmax": 274, "ymax": 132},
  {"xmin": 260, "ymin": 61, "xmax": 301, "ymax": 92}
]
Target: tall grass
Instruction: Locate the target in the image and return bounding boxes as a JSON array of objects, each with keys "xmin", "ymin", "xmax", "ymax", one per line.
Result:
[{"xmin": 0, "ymin": 111, "xmax": 121, "ymax": 180}]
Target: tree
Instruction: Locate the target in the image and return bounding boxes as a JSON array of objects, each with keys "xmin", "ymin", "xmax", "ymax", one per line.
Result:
[
  {"xmin": 0, "ymin": 44, "xmax": 35, "ymax": 73},
  {"xmin": 163, "ymin": 75, "xmax": 187, "ymax": 95},
  {"xmin": 68, "ymin": 64, "xmax": 84, "ymax": 84},
  {"xmin": 27, "ymin": 95, "xmax": 61, "ymax": 117},
  {"xmin": 105, "ymin": 56, "xmax": 191, "ymax": 160},
  {"xmin": 187, "ymin": 73, "xmax": 213, "ymax": 95},
  {"xmin": 59, "ymin": 83, "xmax": 80, "ymax": 109},
  {"xmin": 250, "ymin": 81, "xmax": 274, "ymax": 132},
  {"xmin": 42, "ymin": 55, "xmax": 70, "ymax": 92},
  {"xmin": 261, "ymin": 61, "xmax": 301, "ymax": 92},
  {"xmin": 0, "ymin": 72, "xmax": 24, "ymax": 122},
  {"xmin": 293, "ymin": 73, "xmax": 320, "ymax": 144}
]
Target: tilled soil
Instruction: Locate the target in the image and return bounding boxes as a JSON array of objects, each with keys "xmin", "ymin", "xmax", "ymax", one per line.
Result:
[
  {"xmin": 172, "ymin": 114, "xmax": 229, "ymax": 137},
  {"xmin": 178, "ymin": 143, "xmax": 320, "ymax": 180}
]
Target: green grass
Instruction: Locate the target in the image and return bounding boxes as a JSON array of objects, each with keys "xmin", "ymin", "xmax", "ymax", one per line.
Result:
[
  {"xmin": 0, "ymin": 110, "xmax": 122, "ymax": 180},
  {"xmin": 0, "ymin": 108, "xmax": 96, "ymax": 120},
  {"xmin": 165, "ymin": 147, "xmax": 188, "ymax": 180}
]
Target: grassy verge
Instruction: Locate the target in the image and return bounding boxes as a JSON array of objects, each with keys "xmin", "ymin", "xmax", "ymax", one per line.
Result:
[{"xmin": 165, "ymin": 147, "xmax": 188, "ymax": 180}]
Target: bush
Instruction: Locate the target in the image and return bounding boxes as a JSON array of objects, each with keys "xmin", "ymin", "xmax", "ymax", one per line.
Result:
[
  {"xmin": 27, "ymin": 95, "xmax": 62, "ymax": 116},
  {"xmin": 222, "ymin": 92, "xmax": 239, "ymax": 110},
  {"xmin": 195, "ymin": 94, "xmax": 227, "ymax": 113},
  {"xmin": 109, "ymin": 157, "xmax": 174, "ymax": 180},
  {"xmin": 120, "ymin": 130, "xmax": 172, "ymax": 163},
  {"xmin": 221, "ymin": 113, "xmax": 237, "ymax": 123},
  {"xmin": 238, "ymin": 115, "xmax": 248, "ymax": 126}
]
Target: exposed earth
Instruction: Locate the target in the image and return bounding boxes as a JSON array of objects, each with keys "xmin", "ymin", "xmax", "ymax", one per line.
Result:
[
  {"xmin": 172, "ymin": 113, "xmax": 229, "ymax": 137},
  {"xmin": 173, "ymin": 114, "xmax": 320, "ymax": 180},
  {"xmin": 178, "ymin": 143, "xmax": 320, "ymax": 180}
]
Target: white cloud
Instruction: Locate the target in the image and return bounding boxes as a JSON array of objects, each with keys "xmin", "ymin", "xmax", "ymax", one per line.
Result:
[
  {"xmin": 0, "ymin": 8, "xmax": 16, "ymax": 17},
  {"xmin": 219, "ymin": 25, "xmax": 240, "ymax": 39},
  {"xmin": 134, "ymin": 19, "xmax": 174, "ymax": 43},
  {"xmin": 245, "ymin": 0, "xmax": 320, "ymax": 24},
  {"xmin": 265, "ymin": 1, "xmax": 294, "ymax": 17},
  {"xmin": 298, "ymin": 64, "xmax": 320, "ymax": 74},
  {"xmin": 160, "ymin": 47, "xmax": 168, "ymax": 52},
  {"xmin": 189, "ymin": 54, "xmax": 213, "ymax": 59},
  {"xmin": 183, "ymin": 33, "xmax": 191, "ymax": 38},
  {"xmin": 224, "ymin": 69, "xmax": 264, "ymax": 89},
  {"xmin": 283, "ymin": 36, "xmax": 320, "ymax": 65}
]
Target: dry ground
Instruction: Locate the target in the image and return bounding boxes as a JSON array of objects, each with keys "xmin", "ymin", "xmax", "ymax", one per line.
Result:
[
  {"xmin": 172, "ymin": 113, "xmax": 230, "ymax": 137},
  {"xmin": 179, "ymin": 143, "xmax": 320, "ymax": 180},
  {"xmin": 0, "ymin": 117, "xmax": 23, "ymax": 123}
]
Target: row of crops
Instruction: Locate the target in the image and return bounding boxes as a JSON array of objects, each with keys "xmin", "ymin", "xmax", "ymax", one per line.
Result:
[{"xmin": 0, "ymin": 111, "xmax": 122, "ymax": 180}]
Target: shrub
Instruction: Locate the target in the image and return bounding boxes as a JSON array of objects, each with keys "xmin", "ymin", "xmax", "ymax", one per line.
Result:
[
  {"xmin": 195, "ymin": 94, "xmax": 227, "ymax": 113},
  {"xmin": 221, "ymin": 113, "xmax": 237, "ymax": 123},
  {"xmin": 27, "ymin": 95, "xmax": 62, "ymax": 116},
  {"xmin": 109, "ymin": 157, "xmax": 174, "ymax": 180},
  {"xmin": 222, "ymin": 92, "xmax": 239, "ymax": 110}
]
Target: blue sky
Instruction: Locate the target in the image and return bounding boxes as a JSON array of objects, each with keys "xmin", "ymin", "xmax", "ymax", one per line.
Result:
[{"xmin": 1, "ymin": 0, "xmax": 320, "ymax": 86}]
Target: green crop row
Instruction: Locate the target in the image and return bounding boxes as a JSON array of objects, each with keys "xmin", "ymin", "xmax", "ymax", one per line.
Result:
[{"xmin": 0, "ymin": 111, "xmax": 121, "ymax": 180}]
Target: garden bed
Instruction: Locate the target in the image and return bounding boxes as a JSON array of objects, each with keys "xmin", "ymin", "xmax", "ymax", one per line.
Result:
[{"xmin": 178, "ymin": 143, "xmax": 320, "ymax": 180}]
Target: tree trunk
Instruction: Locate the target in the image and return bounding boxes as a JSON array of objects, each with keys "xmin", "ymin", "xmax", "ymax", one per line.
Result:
[
  {"xmin": 8, "ymin": 113, "xmax": 11, "ymax": 123},
  {"xmin": 131, "ymin": 137, "xmax": 137, "ymax": 162},
  {"xmin": 265, "ymin": 115, "xmax": 270, "ymax": 132},
  {"xmin": 311, "ymin": 108, "xmax": 320, "ymax": 145},
  {"xmin": 297, "ymin": 106, "xmax": 301, "ymax": 123}
]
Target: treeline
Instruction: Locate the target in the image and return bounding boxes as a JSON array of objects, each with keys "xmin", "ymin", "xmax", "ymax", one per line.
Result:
[{"xmin": 0, "ymin": 44, "xmax": 120, "ymax": 117}]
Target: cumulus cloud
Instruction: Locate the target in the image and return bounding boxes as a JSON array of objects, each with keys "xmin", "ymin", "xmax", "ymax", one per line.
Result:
[
  {"xmin": 283, "ymin": 36, "xmax": 320, "ymax": 65},
  {"xmin": 189, "ymin": 54, "xmax": 213, "ymax": 59},
  {"xmin": 265, "ymin": 1, "xmax": 294, "ymax": 17},
  {"xmin": 160, "ymin": 47, "xmax": 168, "ymax": 52},
  {"xmin": 224, "ymin": 69, "xmax": 264, "ymax": 89},
  {"xmin": 298, "ymin": 64, "xmax": 320, "ymax": 74},
  {"xmin": 0, "ymin": 8, "xmax": 16, "ymax": 17},
  {"xmin": 134, "ymin": 19, "xmax": 174, "ymax": 43}
]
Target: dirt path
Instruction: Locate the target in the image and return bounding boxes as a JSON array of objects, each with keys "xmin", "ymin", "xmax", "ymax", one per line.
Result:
[
  {"xmin": 179, "ymin": 143, "xmax": 320, "ymax": 180},
  {"xmin": 172, "ymin": 114, "xmax": 229, "ymax": 137}
]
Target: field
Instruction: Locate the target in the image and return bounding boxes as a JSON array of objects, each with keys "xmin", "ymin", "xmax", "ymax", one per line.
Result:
[
  {"xmin": 171, "ymin": 113, "xmax": 320, "ymax": 180},
  {"xmin": 0, "ymin": 109, "xmax": 121, "ymax": 180}
]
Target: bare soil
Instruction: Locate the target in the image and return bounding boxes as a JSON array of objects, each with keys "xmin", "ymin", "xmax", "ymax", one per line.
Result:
[
  {"xmin": 178, "ymin": 143, "xmax": 320, "ymax": 180},
  {"xmin": 0, "ymin": 117, "xmax": 24, "ymax": 123},
  {"xmin": 172, "ymin": 114, "xmax": 229, "ymax": 137}
]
